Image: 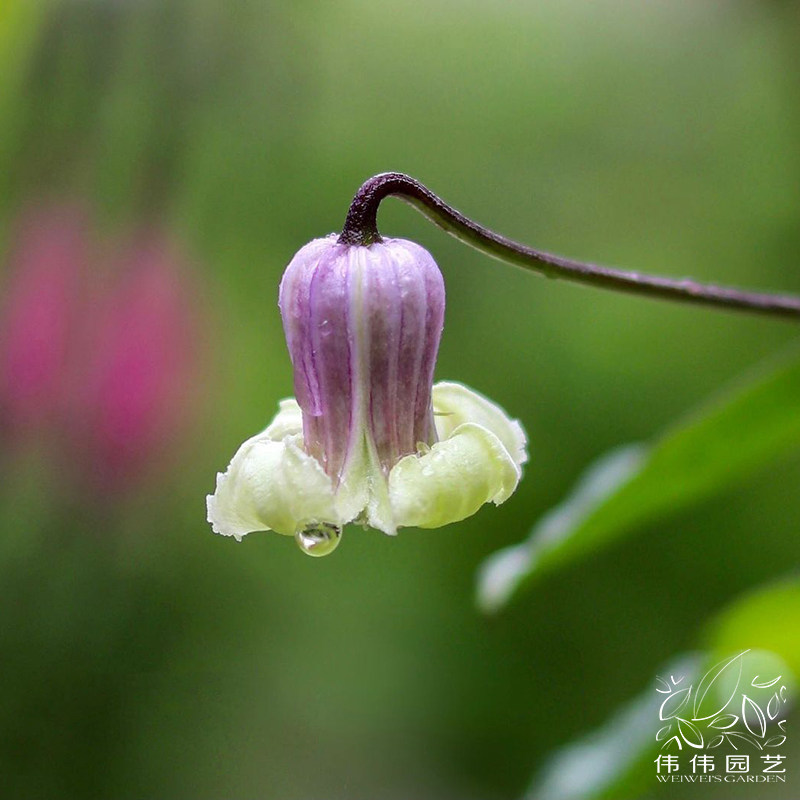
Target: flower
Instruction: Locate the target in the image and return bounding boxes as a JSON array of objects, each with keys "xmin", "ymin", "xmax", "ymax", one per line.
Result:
[
  {"xmin": 207, "ymin": 234, "xmax": 527, "ymax": 555},
  {"xmin": 0, "ymin": 200, "xmax": 204, "ymax": 497},
  {"xmin": 0, "ymin": 203, "xmax": 87, "ymax": 438},
  {"xmin": 69, "ymin": 231, "xmax": 201, "ymax": 491}
]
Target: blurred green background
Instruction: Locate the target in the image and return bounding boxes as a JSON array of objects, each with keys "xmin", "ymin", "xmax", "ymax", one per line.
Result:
[{"xmin": 0, "ymin": 1, "xmax": 799, "ymax": 798}]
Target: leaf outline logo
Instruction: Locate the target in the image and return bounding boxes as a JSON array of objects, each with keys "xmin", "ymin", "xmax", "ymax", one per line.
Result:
[
  {"xmin": 692, "ymin": 650, "xmax": 748, "ymax": 721},
  {"xmin": 752, "ymin": 675, "xmax": 781, "ymax": 689},
  {"xmin": 656, "ymin": 724, "xmax": 672, "ymax": 741},
  {"xmin": 656, "ymin": 651, "xmax": 789, "ymax": 752},
  {"xmin": 708, "ymin": 714, "xmax": 738, "ymax": 729},
  {"xmin": 742, "ymin": 695, "xmax": 767, "ymax": 738},
  {"xmin": 677, "ymin": 718, "xmax": 704, "ymax": 749},
  {"xmin": 660, "ymin": 687, "xmax": 691, "ymax": 720},
  {"xmin": 767, "ymin": 693, "xmax": 780, "ymax": 720}
]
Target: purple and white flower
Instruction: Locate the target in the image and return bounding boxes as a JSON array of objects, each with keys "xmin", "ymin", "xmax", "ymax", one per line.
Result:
[{"xmin": 207, "ymin": 235, "xmax": 527, "ymax": 555}]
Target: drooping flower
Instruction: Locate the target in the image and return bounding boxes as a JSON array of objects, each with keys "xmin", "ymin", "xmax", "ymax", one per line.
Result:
[{"xmin": 207, "ymin": 234, "xmax": 527, "ymax": 555}]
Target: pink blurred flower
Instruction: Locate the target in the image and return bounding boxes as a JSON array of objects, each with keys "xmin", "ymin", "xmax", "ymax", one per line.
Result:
[
  {"xmin": 0, "ymin": 203, "xmax": 88, "ymax": 438},
  {"xmin": 0, "ymin": 200, "xmax": 205, "ymax": 496},
  {"xmin": 70, "ymin": 230, "xmax": 201, "ymax": 491}
]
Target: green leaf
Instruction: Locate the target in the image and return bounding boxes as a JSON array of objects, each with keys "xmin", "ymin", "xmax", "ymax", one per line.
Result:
[
  {"xmin": 525, "ymin": 654, "xmax": 703, "ymax": 800},
  {"xmin": 477, "ymin": 347, "xmax": 800, "ymax": 613},
  {"xmin": 706, "ymin": 577, "xmax": 800, "ymax": 682},
  {"xmin": 524, "ymin": 577, "xmax": 799, "ymax": 800}
]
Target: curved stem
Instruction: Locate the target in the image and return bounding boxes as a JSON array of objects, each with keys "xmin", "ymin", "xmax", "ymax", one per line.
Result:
[{"xmin": 339, "ymin": 172, "xmax": 800, "ymax": 322}]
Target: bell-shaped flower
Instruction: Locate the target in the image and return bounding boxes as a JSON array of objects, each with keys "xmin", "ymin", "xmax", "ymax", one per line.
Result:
[{"xmin": 207, "ymin": 234, "xmax": 527, "ymax": 555}]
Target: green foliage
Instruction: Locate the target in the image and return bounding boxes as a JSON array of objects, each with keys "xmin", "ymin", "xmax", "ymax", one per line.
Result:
[
  {"xmin": 477, "ymin": 347, "xmax": 800, "ymax": 613},
  {"xmin": 525, "ymin": 578, "xmax": 800, "ymax": 800}
]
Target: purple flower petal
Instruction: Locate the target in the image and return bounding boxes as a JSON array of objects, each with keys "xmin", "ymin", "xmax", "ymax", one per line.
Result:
[{"xmin": 279, "ymin": 236, "xmax": 445, "ymax": 485}]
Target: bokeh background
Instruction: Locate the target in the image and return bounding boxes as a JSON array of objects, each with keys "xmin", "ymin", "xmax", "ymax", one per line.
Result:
[{"xmin": 1, "ymin": 1, "xmax": 799, "ymax": 798}]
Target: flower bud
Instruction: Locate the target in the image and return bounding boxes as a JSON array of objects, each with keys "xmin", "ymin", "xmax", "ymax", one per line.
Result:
[
  {"xmin": 207, "ymin": 235, "xmax": 527, "ymax": 552},
  {"xmin": 279, "ymin": 234, "xmax": 445, "ymax": 483}
]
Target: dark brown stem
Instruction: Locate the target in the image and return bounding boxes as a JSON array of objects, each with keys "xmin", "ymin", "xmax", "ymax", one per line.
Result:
[{"xmin": 339, "ymin": 172, "xmax": 800, "ymax": 321}]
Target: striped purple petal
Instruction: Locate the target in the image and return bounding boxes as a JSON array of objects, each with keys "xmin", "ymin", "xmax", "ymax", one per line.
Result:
[{"xmin": 279, "ymin": 235, "xmax": 445, "ymax": 484}]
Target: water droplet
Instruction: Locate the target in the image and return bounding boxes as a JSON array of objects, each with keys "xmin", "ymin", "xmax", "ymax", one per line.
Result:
[{"xmin": 295, "ymin": 522, "xmax": 341, "ymax": 557}]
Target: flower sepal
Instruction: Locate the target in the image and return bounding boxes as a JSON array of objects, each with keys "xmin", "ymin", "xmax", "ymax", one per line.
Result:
[{"xmin": 207, "ymin": 382, "xmax": 527, "ymax": 553}]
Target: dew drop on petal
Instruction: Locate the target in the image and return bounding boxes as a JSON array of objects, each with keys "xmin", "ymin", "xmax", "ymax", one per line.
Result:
[{"xmin": 295, "ymin": 522, "xmax": 341, "ymax": 557}]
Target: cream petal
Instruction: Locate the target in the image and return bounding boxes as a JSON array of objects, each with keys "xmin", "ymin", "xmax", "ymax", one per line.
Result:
[
  {"xmin": 206, "ymin": 432, "xmax": 342, "ymax": 540},
  {"xmin": 388, "ymin": 422, "xmax": 521, "ymax": 529},
  {"xmin": 263, "ymin": 397, "xmax": 303, "ymax": 440},
  {"xmin": 432, "ymin": 381, "xmax": 528, "ymax": 467},
  {"xmin": 361, "ymin": 445, "xmax": 397, "ymax": 536},
  {"xmin": 332, "ymin": 436, "xmax": 374, "ymax": 530},
  {"xmin": 208, "ymin": 383, "xmax": 528, "ymax": 542}
]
